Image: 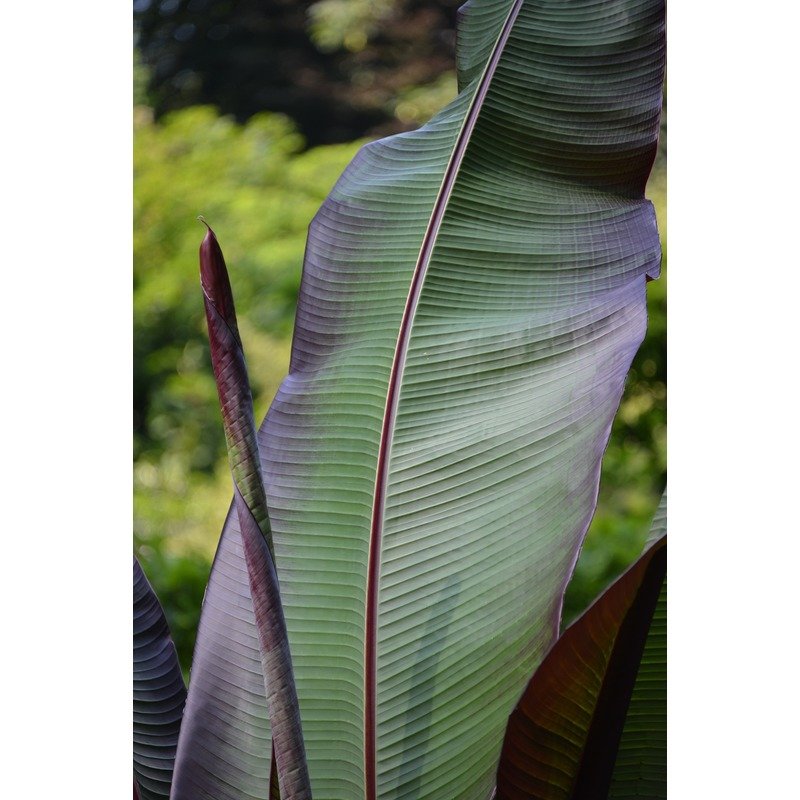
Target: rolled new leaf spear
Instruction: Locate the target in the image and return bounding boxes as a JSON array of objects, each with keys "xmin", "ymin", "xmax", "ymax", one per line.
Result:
[{"xmin": 199, "ymin": 219, "xmax": 312, "ymax": 799}]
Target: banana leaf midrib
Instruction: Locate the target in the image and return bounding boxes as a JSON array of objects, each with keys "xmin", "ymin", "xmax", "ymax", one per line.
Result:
[{"xmin": 362, "ymin": 3, "xmax": 525, "ymax": 797}]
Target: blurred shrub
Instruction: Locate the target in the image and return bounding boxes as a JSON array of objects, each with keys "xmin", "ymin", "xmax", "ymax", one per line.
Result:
[
  {"xmin": 134, "ymin": 104, "xmax": 361, "ymax": 658},
  {"xmin": 134, "ymin": 102, "xmax": 360, "ymax": 505},
  {"xmin": 308, "ymin": 0, "xmax": 395, "ymax": 53},
  {"xmin": 391, "ymin": 73, "xmax": 458, "ymax": 126}
]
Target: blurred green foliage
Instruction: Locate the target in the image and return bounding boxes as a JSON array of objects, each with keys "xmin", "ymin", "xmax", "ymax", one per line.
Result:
[
  {"xmin": 134, "ymin": 103, "xmax": 361, "ymax": 667},
  {"xmin": 134, "ymin": 95, "xmax": 666, "ymax": 667},
  {"xmin": 308, "ymin": 0, "xmax": 395, "ymax": 53}
]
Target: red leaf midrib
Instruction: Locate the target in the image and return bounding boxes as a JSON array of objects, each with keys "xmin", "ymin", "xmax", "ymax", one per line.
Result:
[{"xmin": 362, "ymin": 3, "xmax": 526, "ymax": 797}]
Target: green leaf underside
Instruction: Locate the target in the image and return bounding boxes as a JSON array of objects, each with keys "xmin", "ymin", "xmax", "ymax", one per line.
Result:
[
  {"xmin": 495, "ymin": 497, "xmax": 667, "ymax": 799},
  {"xmin": 185, "ymin": 1, "xmax": 665, "ymax": 799}
]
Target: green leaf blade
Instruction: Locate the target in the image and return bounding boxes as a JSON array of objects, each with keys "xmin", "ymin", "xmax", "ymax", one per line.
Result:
[{"xmin": 188, "ymin": 2, "xmax": 666, "ymax": 798}]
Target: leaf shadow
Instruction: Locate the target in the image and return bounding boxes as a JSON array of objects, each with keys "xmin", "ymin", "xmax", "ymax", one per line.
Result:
[{"xmin": 394, "ymin": 574, "xmax": 462, "ymax": 797}]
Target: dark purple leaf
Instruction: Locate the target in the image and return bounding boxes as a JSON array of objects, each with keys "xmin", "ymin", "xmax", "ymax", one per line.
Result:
[
  {"xmin": 133, "ymin": 557, "xmax": 186, "ymax": 800},
  {"xmin": 495, "ymin": 527, "xmax": 667, "ymax": 799}
]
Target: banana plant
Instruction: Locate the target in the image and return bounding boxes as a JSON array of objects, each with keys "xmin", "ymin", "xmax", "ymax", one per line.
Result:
[{"xmin": 133, "ymin": 0, "xmax": 667, "ymax": 797}]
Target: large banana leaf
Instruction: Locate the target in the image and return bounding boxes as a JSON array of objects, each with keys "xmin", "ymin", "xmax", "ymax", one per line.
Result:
[
  {"xmin": 495, "ymin": 494, "xmax": 667, "ymax": 799},
  {"xmin": 177, "ymin": 1, "xmax": 666, "ymax": 798}
]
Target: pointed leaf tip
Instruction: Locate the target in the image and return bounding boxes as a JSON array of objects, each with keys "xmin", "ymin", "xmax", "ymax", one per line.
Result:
[
  {"xmin": 199, "ymin": 223, "xmax": 250, "ymax": 466},
  {"xmin": 198, "ymin": 221, "xmax": 236, "ymax": 324}
]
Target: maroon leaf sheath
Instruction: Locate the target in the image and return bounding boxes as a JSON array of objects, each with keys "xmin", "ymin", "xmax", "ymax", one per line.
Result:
[
  {"xmin": 200, "ymin": 224, "xmax": 312, "ymax": 799},
  {"xmin": 200, "ymin": 223, "xmax": 273, "ymax": 555},
  {"xmin": 495, "ymin": 536, "xmax": 667, "ymax": 800}
]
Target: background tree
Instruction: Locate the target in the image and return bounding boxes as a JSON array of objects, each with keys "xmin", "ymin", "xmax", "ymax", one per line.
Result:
[{"xmin": 135, "ymin": 0, "xmax": 462, "ymax": 145}]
